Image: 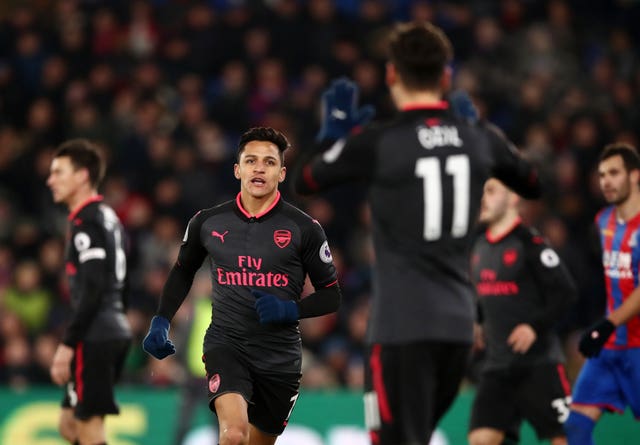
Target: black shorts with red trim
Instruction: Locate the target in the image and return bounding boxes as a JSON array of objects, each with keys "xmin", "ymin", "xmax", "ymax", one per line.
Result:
[
  {"xmin": 363, "ymin": 341, "xmax": 471, "ymax": 445},
  {"xmin": 61, "ymin": 339, "xmax": 130, "ymax": 420},
  {"xmin": 469, "ymin": 363, "xmax": 571, "ymax": 441},
  {"xmin": 203, "ymin": 343, "xmax": 301, "ymax": 436}
]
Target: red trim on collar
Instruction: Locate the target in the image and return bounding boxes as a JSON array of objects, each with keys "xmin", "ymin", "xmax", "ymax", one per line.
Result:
[
  {"xmin": 68, "ymin": 195, "xmax": 103, "ymax": 221},
  {"xmin": 401, "ymin": 101, "xmax": 449, "ymax": 111},
  {"xmin": 486, "ymin": 217, "xmax": 522, "ymax": 244},
  {"xmin": 235, "ymin": 191, "xmax": 281, "ymax": 219}
]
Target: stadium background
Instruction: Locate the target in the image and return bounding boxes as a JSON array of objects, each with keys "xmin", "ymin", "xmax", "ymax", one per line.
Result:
[{"xmin": 0, "ymin": 0, "xmax": 639, "ymax": 443}]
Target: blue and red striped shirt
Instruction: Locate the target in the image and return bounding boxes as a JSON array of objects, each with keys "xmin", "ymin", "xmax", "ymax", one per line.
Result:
[{"xmin": 596, "ymin": 206, "xmax": 640, "ymax": 349}]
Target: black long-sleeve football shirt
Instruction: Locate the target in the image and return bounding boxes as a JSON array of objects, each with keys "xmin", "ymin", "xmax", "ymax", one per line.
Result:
[
  {"xmin": 157, "ymin": 192, "xmax": 339, "ymax": 372},
  {"xmin": 63, "ymin": 196, "xmax": 132, "ymax": 346},
  {"xmin": 471, "ymin": 221, "xmax": 577, "ymax": 370},
  {"xmin": 294, "ymin": 103, "xmax": 540, "ymax": 344}
]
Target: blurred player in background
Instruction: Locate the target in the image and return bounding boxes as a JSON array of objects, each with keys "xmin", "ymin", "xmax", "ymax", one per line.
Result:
[
  {"xmin": 565, "ymin": 143, "xmax": 640, "ymax": 444},
  {"xmin": 469, "ymin": 178, "xmax": 576, "ymax": 445},
  {"xmin": 293, "ymin": 21, "xmax": 540, "ymax": 444},
  {"xmin": 47, "ymin": 139, "xmax": 132, "ymax": 445},
  {"xmin": 142, "ymin": 127, "xmax": 341, "ymax": 445}
]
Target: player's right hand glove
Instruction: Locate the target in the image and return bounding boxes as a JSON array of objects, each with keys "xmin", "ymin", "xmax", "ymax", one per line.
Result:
[
  {"xmin": 142, "ymin": 315, "xmax": 176, "ymax": 359},
  {"xmin": 578, "ymin": 318, "xmax": 615, "ymax": 358},
  {"xmin": 448, "ymin": 90, "xmax": 478, "ymax": 122},
  {"xmin": 316, "ymin": 77, "xmax": 375, "ymax": 142}
]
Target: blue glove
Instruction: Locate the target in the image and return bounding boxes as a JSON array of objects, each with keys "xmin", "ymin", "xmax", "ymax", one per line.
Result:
[
  {"xmin": 316, "ymin": 77, "xmax": 375, "ymax": 142},
  {"xmin": 142, "ymin": 316, "xmax": 176, "ymax": 359},
  {"xmin": 578, "ymin": 318, "xmax": 615, "ymax": 358},
  {"xmin": 448, "ymin": 90, "xmax": 478, "ymax": 122},
  {"xmin": 252, "ymin": 289, "xmax": 299, "ymax": 324}
]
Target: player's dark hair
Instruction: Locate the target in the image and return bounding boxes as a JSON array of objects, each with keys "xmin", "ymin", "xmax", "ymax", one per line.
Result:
[
  {"xmin": 237, "ymin": 127, "xmax": 290, "ymax": 165},
  {"xmin": 599, "ymin": 142, "xmax": 640, "ymax": 172},
  {"xmin": 54, "ymin": 139, "xmax": 106, "ymax": 188},
  {"xmin": 387, "ymin": 22, "xmax": 453, "ymax": 90}
]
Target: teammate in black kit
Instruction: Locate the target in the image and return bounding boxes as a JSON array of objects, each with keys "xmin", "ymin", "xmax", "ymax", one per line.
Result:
[
  {"xmin": 142, "ymin": 127, "xmax": 341, "ymax": 445},
  {"xmin": 293, "ymin": 22, "xmax": 541, "ymax": 444},
  {"xmin": 47, "ymin": 139, "xmax": 132, "ymax": 445},
  {"xmin": 469, "ymin": 178, "xmax": 577, "ymax": 445}
]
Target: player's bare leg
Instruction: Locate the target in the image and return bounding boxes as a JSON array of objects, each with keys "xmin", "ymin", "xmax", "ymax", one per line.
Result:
[
  {"xmin": 76, "ymin": 416, "xmax": 106, "ymax": 445},
  {"xmin": 215, "ymin": 393, "xmax": 250, "ymax": 445},
  {"xmin": 569, "ymin": 404, "xmax": 601, "ymax": 422},
  {"xmin": 468, "ymin": 427, "xmax": 505, "ymax": 445},
  {"xmin": 58, "ymin": 408, "xmax": 77, "ymax": 443},
  {"xmin": 550, "ymin": 435, "xmax": 568, "ymax": 445}
]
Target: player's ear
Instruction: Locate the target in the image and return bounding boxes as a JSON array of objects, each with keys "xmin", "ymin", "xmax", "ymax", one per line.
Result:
[
  {"xmin": 385, "ymin": 62, "xmax": 397, "ymax": 87},
  {"xmin": 233, "ymin": 163, "xmax": 240, "ymax": 179},
  {"xmin": 440, "ymin": 66, "xmax": 452, "ymax": 93},
  {"xmin": 77, "ymin": 167, "xmax": 90, "ymax": 185},
  {"xmin": 631, "ymin": 168, "xmax": 640, "ymax": 187},
  {"xmin": 279, "ymin": 166, "xmax": 286, "ymax": 183}
]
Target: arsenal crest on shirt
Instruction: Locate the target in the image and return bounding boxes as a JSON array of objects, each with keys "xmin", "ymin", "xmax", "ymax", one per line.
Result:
[
  {"xmin": 502, "ymin": 248, "xmax": 518, "ymax": 266},
  {"xmin": 274, "ymin": 230, "xmax": 291, "ymax": 248}
]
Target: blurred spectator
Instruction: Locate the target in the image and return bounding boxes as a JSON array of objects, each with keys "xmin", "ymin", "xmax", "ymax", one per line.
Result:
[{"xmin": 3, "ymin": 260, "xmax": 52, "ymax": 336}]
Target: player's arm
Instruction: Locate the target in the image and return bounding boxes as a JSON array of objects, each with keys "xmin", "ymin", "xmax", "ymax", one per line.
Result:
[
  {"xmin": 488, "ymin": 124, "xmax": 541, "ymax": 199},
  {"xmin": 608, "ymin": 287, "xmax": 640, "ymax": 326},
  {"xmin": 579, "ymin": 286, "xmax": 640, "ymax": 358},
  {"xmin": 253, "ymin": 221, "xmax": 341, "ymax": 324},
  {"xmin": 292, "ymin": 77, "xmax": 375, "ymax": 195},
  {"xmin": 52, "ymin": 222, "xmax": 112, "ymax": 385},
  {"xmin": 62, "ymin": 222, "xmax": 111, "ymax": 347},
  {"xmin": 526, "ymin": 236, "xmax": 578, "ymax": 334},
  {"xmin": 292, "ymin": 130, "xmax": 375, "ymax": 195},
  {"xmin": 143, "ymin": 212, "xmax": 207, "ymax": 359}
]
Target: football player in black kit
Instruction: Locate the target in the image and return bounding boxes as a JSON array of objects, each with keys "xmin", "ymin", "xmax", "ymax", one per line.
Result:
[
  {"xmin": 469, "ymin": 178, "xmax": 577, "ymax": 445},
  {"xmin": 293, "ymin": 22, "xmax": 541, "ymax": 444},
  {"xmin": 142, "ymin": 127, "xmax": 341, "ymax": 445},
  {"xmin": 47, "ymin": 139, "xmax": 132, "ymax": 445}
]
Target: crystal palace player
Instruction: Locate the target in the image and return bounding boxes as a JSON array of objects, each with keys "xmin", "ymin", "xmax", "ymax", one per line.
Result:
[
  {"xmin": 469, "ymin": 178, "xmax": 576, "ymax": 445},
  {"xmin": 293, "ymin": 22, "xmax": 540, "ymax": 445},
  {"xmin": 47, "ymin": 139, "xmax": 132, "ymax": 445},
  {"xmin": 565, "ymin": 143, "xmax": 640, "ymax": 444},
  {"xmin": 143, "ymin": 127, "xmax": 341, "ymax": 445}
]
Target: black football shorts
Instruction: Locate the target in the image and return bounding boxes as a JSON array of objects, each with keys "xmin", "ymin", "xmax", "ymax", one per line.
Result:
[
  {"xmin": 203, "ymin": 343, "xmax": 301, "ymax": 435},
  {"xmin": 469, "ymin": 363, "xmax": 571, "ymax": 441},
  {"xmin": 364, "ymin": 341, "xmax": 471, "ymax": 445},
  {"xmin": 61, "ymin": 339, "xmax": 130, "ymax": 420}
]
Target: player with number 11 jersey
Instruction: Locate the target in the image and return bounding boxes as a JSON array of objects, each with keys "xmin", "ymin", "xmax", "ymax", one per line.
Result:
[
  {"xmin": 296, "ymin": 106, "xmax": 540, "ymax": 346},
  {"xmin": 294, "ymin": 22, "xmax": 541, "ymax": 444}
]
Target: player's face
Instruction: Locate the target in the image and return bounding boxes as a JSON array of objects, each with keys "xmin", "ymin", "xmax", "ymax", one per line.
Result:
[
  {"xmin": 47, "ymin": 156, "xmax": 85, "ymax": 206},
  {"xmin": 479, "ymin": 178, "xmax": 511, "ymax": 224},
  {"xmin": 599, "ymin": 155, "xmax": 634, "ymax": 205},
  {"xmin": 234, "ymin": 140, "xmax": 285, "ymax": 200}
]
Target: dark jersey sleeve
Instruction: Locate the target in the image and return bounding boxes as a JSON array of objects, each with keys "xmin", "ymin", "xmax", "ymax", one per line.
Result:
[
  {"xmin": 157, "ymin": 211, "xmax": 208, "ymax": 320},
  {"xmin": 293, "ymin": 130, "xmax": 376, "ymax": 195},
  {"xmin": 295, "ymin": 219, "xmax": 341, "ymax": 318},
  {"xmin": 524, "ymin": 234, "xmax": 578, "ymax": 333},
  {"xmin": 63, "ymin": 222, "xmax": 109, "ymax": 346},
  {"xmin": 487, "ymin": 123, "xmax": 541, "ymax": 199}
]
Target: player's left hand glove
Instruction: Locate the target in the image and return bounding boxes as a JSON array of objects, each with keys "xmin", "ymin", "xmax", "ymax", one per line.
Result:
[
  {"xmin": 447, "ymin": 90, "xmax": 478, "ymax": 122},
  {"xmin": 316, "ymin": 77, "xmax": 375, "ymax": 142},
  {"xmin": 578, "ymin": 318, "xmax": 615, "ymax": 358},
  {"xmin": 252, "ymin": 289, "xmax": 299, "ymax": 324}
]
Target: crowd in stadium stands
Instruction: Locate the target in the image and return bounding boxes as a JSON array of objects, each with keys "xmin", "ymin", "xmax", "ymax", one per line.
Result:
[{"xmin": 0, "ymin": 0, "xmax": 639, "ymax": 392}]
